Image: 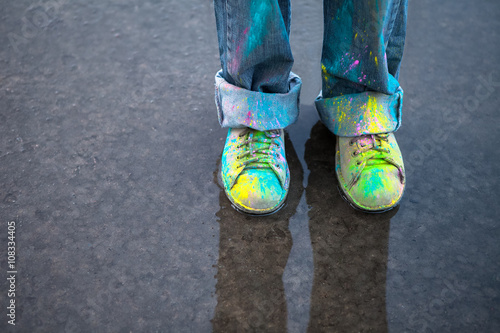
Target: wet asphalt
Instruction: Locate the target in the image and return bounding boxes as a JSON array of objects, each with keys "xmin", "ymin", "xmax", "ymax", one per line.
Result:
[{"xmin": 1, "ymin": 0, "xmax": 499, "ymax": 332}]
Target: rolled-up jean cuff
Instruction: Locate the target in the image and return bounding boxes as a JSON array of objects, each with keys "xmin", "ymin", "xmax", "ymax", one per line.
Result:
[
  {"xmin": 214, "ymin": 70, "xmax": 302, "ymax": 131},
  {"xmin": 315, "ymin": 87, "xmax": 403, "ymax": 137}
]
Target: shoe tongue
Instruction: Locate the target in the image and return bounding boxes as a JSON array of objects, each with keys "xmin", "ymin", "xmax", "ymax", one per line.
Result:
[
  {"xmin": 356, "ymin": 133, "xmax": 394, "ymax": 168},
  {"xmin": 247, "ymin": 131, "xmax": 273, "ymax": 153},
  {"xmin": 358, "ymin": 136, "xmax": 373, "ymax": 147},
  {"xmin": 365, "ymin": 149, "xmax": 393, "ymax": 168},
  {"xmin": 250, "ymin": 130, "xmax": 268, "ymax": 143},
  {"xmin": 366, "ymin": 158, "xmax": 392, "ymax": 167},
  {"xmin": 243, "ymin": 131, "xmax": 273, "ymax": 169},
  {"xmin": 245, "ymin": 162, "xmax": 270, "ymax": 169}
]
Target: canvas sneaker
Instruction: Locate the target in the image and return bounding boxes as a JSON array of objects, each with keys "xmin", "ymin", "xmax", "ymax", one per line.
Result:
[
  {"xmin": 336, "ymin": 133, "xmax": 405, "ymax": 212},
  {"xmin": 221, "ymin": 128, "xmax": 289, "ymax": 214}
]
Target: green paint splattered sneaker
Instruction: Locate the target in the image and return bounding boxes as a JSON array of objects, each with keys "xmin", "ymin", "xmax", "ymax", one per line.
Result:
[
  {"xmin": 336, "ymin": 133, "xmax": 405, "ymax": 212},
  {"xmin": 221, "ymin": 128, "xmax": 289, "ymax": 215}
]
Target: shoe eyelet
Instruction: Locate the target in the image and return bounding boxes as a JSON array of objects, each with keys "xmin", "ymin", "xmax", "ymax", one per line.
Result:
[
  {"xmin": 356, "ymin": 161, "xmax": 362, "ymax": 166},
  {"xmin": 349, "ymin": 140, "xmax": 354, "ymax": 146}
]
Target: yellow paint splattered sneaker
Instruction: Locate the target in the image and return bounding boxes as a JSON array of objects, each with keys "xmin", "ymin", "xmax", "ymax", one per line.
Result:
[
  {"xmin": 336, "ymin": 133, "xmax": 405, "ymax": 212},
  {"xmin": 221, "ymin": 128, "xmax": 289, "ymax": 215}
]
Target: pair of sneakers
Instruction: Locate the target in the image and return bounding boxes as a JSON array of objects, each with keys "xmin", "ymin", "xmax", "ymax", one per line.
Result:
[{"xmin": 221, "ymin": 127, "xmax": 405, "ymax": 214}]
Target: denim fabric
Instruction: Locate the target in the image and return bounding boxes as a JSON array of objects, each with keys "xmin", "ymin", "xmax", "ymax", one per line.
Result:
[
  {"xmin": 214, "ymin": 0, "xmax": 293, "ymax": 94},
  {"xmin": 215, "ymin": 70, "xmax": 301, "ymax": 130},
  {"xmin": 318, "ymin": 0, "xmax": 407, "ymax": 136},
  {"xmin": 214, "ymin": 0, "xmax": 407, "ymax": 135},
  {"xmin": 316, "ymin": 87, "xmax": 403, "ymax": 136}
]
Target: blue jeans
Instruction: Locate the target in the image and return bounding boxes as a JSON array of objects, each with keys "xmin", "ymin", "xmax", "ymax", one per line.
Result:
[{"xmin": 214, "ymin": 0, "xmax": 407, "ymax": 137}]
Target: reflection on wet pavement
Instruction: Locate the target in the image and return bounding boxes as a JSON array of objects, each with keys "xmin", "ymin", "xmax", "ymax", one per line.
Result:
[
  {"xmin": 305, "ymin": 122, "xmax": 397, "ymax": 332},
  {"xmin": 212, "ymin": 123, "xmax": 402, "ymax": 332},
  {"xmin": 213, "ymin": 133, "xmax": 303, "ymax": 332}
]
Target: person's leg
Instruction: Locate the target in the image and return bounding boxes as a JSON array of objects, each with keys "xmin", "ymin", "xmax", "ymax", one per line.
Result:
[
  {"xmin": 318, "ymin": 0, "xmax": 408, "ymax": 211},
  {"xmin": 214, "ymin": 0, "xmax": 302, "ymax": 214}
]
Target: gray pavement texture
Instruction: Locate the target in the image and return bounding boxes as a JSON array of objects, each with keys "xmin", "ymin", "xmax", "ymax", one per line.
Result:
[{"xmin": 1, "ymin": 0, "xmax": 499, "ymax": 332}]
